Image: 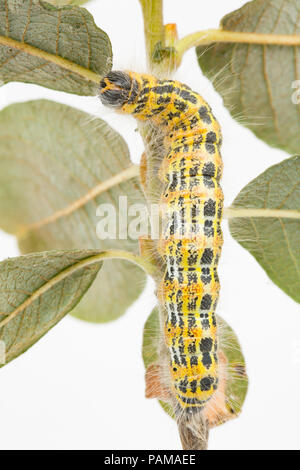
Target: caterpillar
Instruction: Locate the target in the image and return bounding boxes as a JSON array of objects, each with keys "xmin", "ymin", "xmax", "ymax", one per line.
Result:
[{"xmin": 99, "ymin": 71, "xmax": 223, "ymax": 420}]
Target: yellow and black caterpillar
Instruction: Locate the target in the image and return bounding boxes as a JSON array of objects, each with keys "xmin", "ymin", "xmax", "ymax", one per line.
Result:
[{"xmin": 100, "ymin": 71, "xmax": 223, "ymax": 417}]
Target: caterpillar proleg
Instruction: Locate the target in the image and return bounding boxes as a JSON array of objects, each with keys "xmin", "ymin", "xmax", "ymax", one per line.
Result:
[{"xmin": 99, "ymin": 71, "xmax": 223, "ymax": 420}]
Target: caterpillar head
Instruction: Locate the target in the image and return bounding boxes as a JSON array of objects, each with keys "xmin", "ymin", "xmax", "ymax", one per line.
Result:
[{"xmin": 99, "ymin": 71, "xmax": 138, "ymax": 109}]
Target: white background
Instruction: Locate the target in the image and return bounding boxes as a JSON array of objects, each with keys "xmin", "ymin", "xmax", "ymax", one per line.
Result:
[{"xmin": 0, "ymin": 0, "xmax": 299, "ymax": 450}]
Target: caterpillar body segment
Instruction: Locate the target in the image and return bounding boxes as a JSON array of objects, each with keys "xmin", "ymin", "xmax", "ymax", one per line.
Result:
[{"xmin": 100, "ymin": 71, "xmax": 223, "ymax": 416}]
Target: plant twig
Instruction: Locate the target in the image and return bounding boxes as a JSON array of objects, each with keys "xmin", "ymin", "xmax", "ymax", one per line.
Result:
[
  {"xmin": 178, "ymin": 414, "xmax": 209, "ymax": 450},
  {"xmin": 138, "ymin": 0, "xmax": 165, "ymax": 69}
]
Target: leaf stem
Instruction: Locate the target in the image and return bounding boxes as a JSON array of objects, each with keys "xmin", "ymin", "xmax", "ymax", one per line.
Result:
[{"xmin": 176, "ymin": 29, "xmax": 300, "ymax": 63}]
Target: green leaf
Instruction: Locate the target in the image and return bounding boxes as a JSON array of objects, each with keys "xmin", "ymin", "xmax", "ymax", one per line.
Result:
[
  {"xmin": 142, "ymin": 307, "xmax": 248, "ymax": 425},
  {"xmin": 197, "ymin": 0, "xmax": 300, "ymax": 154},
  {"xmin": 228, "ymin": 155, "xmax": 300, "ymax": 303},
  {"xmin": 0, "ymin": 249, "xmax": 103, "ymax": 366},
  {"xmin": 0, "ymin": 0, "xmax": 112, "ymax": 95},
  {"xmin": 0, "ymin": 100, "xmax": 147, "ymax": 322}
]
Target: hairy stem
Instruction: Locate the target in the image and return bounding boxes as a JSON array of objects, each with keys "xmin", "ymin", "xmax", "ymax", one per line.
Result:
[{"xmin": 138, "ymin": 0, "xmax": 164, "ymax": 69}]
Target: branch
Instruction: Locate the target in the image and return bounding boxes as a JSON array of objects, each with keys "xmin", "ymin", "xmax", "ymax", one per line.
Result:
[{"xmin": 138, "ymin": 0, "xmax": 164, "ymax": 69}]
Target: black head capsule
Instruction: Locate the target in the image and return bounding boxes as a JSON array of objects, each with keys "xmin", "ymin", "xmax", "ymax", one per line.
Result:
[{"xmin": 99, "ymin": 71, "xmax": 138, "ymax": 108}]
